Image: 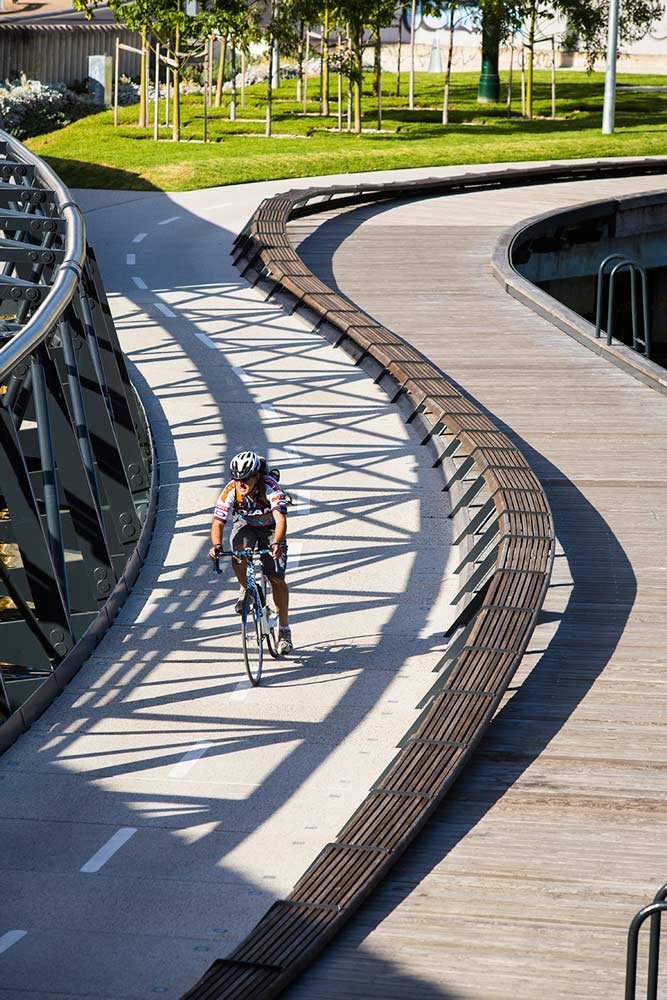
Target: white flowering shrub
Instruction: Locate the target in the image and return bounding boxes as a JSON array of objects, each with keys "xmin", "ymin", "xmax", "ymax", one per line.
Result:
[
  {"xmin": 0, "ymin": 79, "xmax": 92, "ymax": 139},
  {"xmin": 222, "ymin": 58, "xmax": 320, "ymax": 92}
]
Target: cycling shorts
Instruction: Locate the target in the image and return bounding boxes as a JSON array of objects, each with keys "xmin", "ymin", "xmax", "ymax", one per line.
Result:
[{"xmin": 230, "ymin": 523, "xmax": 287, "ymax": 580}]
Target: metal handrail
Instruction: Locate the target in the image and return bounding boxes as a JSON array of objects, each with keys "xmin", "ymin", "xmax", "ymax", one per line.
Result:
[
  {"xmin": 626, "ymin": 884, "xmax": 667, "ymax": 1000},
  {"xmin": 0, "ymin": 128, "xmax": 86, "ymax": 382},
  {"xmin": 0, "ymin": 132, "xmax": 154, "ymax": 742},
  {"xmin": 594, "ymin": 251, "xmax": 651, "ymax": 358}
]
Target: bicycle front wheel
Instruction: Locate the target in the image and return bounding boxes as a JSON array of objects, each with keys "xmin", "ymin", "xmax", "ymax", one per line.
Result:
[
  {"xmin": 266, "ymin": 618, "xmax": 280, "ymax": 659},
  {"xmin": 242, "ymin": 591, "xmax": 263, "ymax": 686}
]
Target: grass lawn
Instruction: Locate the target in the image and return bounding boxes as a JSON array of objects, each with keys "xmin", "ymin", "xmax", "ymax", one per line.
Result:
[{"xmin": 26, "ymin": 70, "xmax": 667, "ymax": 191}]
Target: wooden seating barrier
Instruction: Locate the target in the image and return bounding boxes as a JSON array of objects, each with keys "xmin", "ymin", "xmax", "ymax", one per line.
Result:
[{"xmin": 183, "ymin": 160, "xmax": 667, "ymax": 1000}]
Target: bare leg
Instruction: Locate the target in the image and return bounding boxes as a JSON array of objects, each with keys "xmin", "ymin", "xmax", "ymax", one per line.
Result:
[{"xmin": 269, "ymin": 577, "xmax": 289, "ymax": 628}]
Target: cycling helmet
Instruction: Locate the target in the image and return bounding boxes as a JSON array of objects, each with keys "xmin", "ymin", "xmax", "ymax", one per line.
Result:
[{"xmin": 229, "ymin": 450, "xmax": 262, "ymax": 480}]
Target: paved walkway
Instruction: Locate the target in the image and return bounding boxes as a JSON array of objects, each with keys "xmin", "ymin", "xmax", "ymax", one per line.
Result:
[
  {"xmin": 283, "ymin": 171, "xmax": 667, "ymax": 1000},
  {"xmin": 0, "ymin": 171, "xmax": 466, "ymax": 999},
  {"xmin": 2, "ymin": 162, "xmax": 666, "ymax": 1000}
]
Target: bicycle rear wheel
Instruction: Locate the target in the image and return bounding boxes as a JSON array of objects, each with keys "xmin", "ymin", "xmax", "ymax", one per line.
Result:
[{"xmin": 242, "ymin": 590, "xmax": 263, "ymax": 686}]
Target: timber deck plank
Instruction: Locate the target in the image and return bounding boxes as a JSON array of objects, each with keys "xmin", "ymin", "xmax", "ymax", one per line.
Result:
[{"xmin": 284, "ymin": 174, "xmax": 667, "ymax": 1000}]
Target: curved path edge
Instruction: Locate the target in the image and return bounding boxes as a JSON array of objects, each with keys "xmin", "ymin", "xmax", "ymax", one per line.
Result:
[{"xmin": 491, "ymin": 194, "xmax": 667, "ymax": 396}]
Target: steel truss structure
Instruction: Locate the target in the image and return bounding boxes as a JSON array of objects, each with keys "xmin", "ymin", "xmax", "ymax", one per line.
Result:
[{"xmin": 0, "ymin": 130, "xmax": 154, "ymax": 744}]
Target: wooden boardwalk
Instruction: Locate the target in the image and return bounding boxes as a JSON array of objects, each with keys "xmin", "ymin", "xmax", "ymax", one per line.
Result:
[{"xmin": 283, "ymin": 173, "xmax": 667, "ymax": 1000}]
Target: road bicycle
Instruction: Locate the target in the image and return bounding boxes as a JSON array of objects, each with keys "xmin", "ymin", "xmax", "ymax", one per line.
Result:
[{"xmin": 214, "ymin": 547, "xmax": 280, "ymax": 685}]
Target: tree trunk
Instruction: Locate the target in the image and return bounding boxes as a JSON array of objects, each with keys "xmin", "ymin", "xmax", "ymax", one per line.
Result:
[
  {"xmin": 506, "ymin": 44, "xmax": 514, "ymax": 116},
  {"xmin": 322, "ymin": 6, "xmax": 330, "ymax": 116},
  {"xmin": 272, "ymin": 0, "xmax": 280, "ymax": 90},
  {"xmin": 478, "ymin": 7, "xmax": 501, "ymax": 103},
  {"xmin": 408, "ymin": 0, "xmax": 416, "ymax": 110},
  {"xmin": 215, "ymin": 35, "xmax": 227, "ymax": 108},
  {"xmin": 139, "ymin": 25, "xmax": 148, "ymax": 127},
  {"xmin": 375, "ymin": 18, "xmax": 382, "ymax": 131},
  {"xmin": 319, "ymin": 26, "xmax": 324, "ymax": 108},
  {"xmin": 266, "ymin": 34, "xmax": 273, "ymax": 137},
  {"xmin": 230, "ymin": 38, "xmax": 236, "ymax": 121},
  {"xmin": 347, "ymin": 32, "xmax": 352, "ymax": 130},
  {"xmin": 337, "ymin": 33, "xmax": 343, "ymax": 131},
  {"xmin": 526, "ymin": 0, "xmax": 536, "ymax": 118},
  {"xmin": 395, "ymin": 7, "xmax": 402, "ymax": 98},
  {"xmin": 297, "ymin": 21, "xmax": 303, "ymax": 104},
  {"xmin": 241, "ymin": 48, "xmax": 246, "ymax": 107},
  {"xmin": 172, "ymin": 27, "xmax": 181, "ymax": 142},
  {"xmin": 442, "ymin": 5, "xmax": 455, "ymax": 124},
  {"xmin": 303, "ymin": 26, "xmax": 309, "ymax": 113},
  {"xmin": 353, "ymin": 39, "xmax": 362, "ymax": 133}
]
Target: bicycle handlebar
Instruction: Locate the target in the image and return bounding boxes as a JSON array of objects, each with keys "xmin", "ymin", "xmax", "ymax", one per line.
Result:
[{"xmin": 212, "ymin": 546, "xmax": 273, "ymax": 575}]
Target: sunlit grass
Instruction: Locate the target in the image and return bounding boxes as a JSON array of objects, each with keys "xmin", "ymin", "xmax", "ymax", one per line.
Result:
[{"xmin": 26, "ymin": 70, "xmax": 667, "ymax": 191}]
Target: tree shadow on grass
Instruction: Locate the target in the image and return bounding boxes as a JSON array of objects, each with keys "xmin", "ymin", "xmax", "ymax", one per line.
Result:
[{"xmin": 40, "ymin": 155, "xmax": 161, "ymax": 191}]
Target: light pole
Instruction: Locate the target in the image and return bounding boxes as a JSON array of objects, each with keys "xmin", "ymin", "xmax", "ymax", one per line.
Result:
[{"xmin": 602, "ymin": 0, "xmax": 620, "ymax": 134}]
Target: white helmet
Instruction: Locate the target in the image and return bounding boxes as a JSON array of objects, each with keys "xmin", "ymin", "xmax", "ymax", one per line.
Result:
[{"xmin": 229, "ymin": 450, "xmax": 262, "ymax": 480}]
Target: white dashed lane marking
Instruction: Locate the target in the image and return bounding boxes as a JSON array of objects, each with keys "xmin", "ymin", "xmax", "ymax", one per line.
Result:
[
  {"xmin": 80, "ymin": 828, "xmax": 137, "ymax": 873},
  {"xmin": 291, "ymin": 491, "xmax": 311, "ymax": 516},
  {"xmin": 158, "ymin": 216, "xmax": 181, "ymax": 226},
  {"xmin": 132, "ymin": 276, "xmax": 148, "ymax": 290},
  {"xmin": 155, "ymin": 303, "xmax": 177, "ymax": 318},
  {"xmin": 288, "ymin": 542, "xmax": 303, "ymax": 571},
  {"xmin": 169, "ymin": 743, "xmax": 213, "ymax": 778},
  {"xmin": 132, "ymin": 232, "xmax": 148, "ymax": 243},
  {"xmin": 231, "ymin": 679, "xmax": 251, "ymax": 702},
  {"xmin": 0, "ymin": 930, "xmax": 27, "ymax": 955},
  {"xmin": 126, "ymin": 253, "xmax": 136, "ymax": 266}
]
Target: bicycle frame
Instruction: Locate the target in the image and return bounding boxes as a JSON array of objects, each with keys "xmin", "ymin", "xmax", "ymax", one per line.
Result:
[
  {"xmin": 243, "ymin": 548, "xmax": 279, "ymax": 640},
  {"xmin": 215, "ymin": 546, "xmax": 279, "ymax": 640}
]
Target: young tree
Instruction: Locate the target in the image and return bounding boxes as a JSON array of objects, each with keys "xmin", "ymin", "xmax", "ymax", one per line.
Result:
[
  {"xmin": 558, "ymin": 0, "xmax": 662, "ymax": 69},
  {"xmin": 214, "ymin": 34, "xmax": 228, "ymax": 107},
  {"xmin": 74, "ymin": 0, "xmax": 247, "ymax": 140},
  {"xmin": 442, "ymin": 1, "xmax": 457, "ymax": 124},
  {"xmin": 478, "ymin": 0, "xmax": 662, "ymax": 113},
  {"xmin": 334, "ymin": 0, "xmax": 394, "ymax": 133}
]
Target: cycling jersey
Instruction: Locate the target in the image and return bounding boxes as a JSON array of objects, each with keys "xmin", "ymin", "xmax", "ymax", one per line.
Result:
[{"xmin": 213, "ymin": 475, "xmax": 287, "ymax": 528}]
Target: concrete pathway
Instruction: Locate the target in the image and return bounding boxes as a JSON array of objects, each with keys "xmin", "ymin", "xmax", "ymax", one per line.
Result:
[{"xmin": 0, "ymin": 168, "xmax": 469, "ymax": 999}]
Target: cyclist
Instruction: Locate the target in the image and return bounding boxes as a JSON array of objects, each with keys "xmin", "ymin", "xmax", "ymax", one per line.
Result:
[{"xmin": 209, "ymin": 450, "xmax": 293, "ymax": 655}]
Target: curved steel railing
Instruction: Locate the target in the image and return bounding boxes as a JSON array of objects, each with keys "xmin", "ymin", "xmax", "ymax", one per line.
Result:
[
  {"xmin": 0, "ymin": 130, "xmax": 86, "ymax": 381},
  {"xmin": 0, "ymin": 130, "xmax": 155, "ymax": 748}
]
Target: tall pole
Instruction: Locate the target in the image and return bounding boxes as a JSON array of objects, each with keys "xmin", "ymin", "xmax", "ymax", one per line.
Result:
[
  {"xmin": 602, "ymin": 0, "xmax": 620, "ymax": 134},
  {"xmin": 139, "ymin": 26, "xmax": 148, "ymax": 126},
  {"xmin": 272, "ymin": 0, "xmax": 280, "ymax": 90},
  {"xmin": 114, "ymin": 36, "xmax": 120, "ymax": 126},
  {"xmin": 303, "ymin": 27, "xmax": 309, "ymax": 113},
  {"xmin": 408, "ymin": 0, "xmax": 416, "ymax": 109},
  {"xmin": 153, "ymin": 42, "xmax": 160, "ymax": 140}
]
